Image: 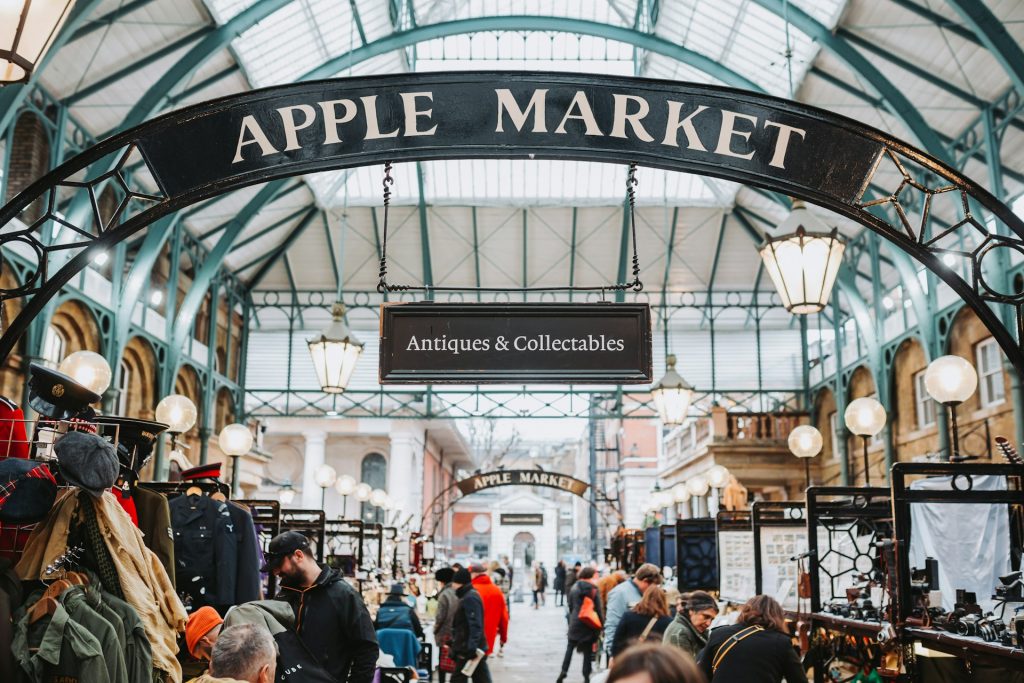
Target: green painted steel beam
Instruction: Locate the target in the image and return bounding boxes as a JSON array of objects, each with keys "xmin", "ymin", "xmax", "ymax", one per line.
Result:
[
  {"xmin": 171, "ymin": 180, "xmax": 288, "ymax": 355},
  {"xmin": 197, "ymin": 181, "xmax": 303, "ymax": 240},
  {"xmin": 885, "ymin": 0, "xmax": 980, "ymax": 46},
  {"xmin": 0, "ymin": 0, "xmax": 105, "ymax": 136},
  {"xmin": 945, "ymin": 0, "xmax": 1024, "ymax": 95},
  {"xmin": 347, "ymin": 0, "xmax": 369, "ymax": 45},
  {"xmin": 230, "ymin": 206, "xmax": 310, "ymax": 252},
  {"xmin": 301, "ymin": 16, "xmax": 761, "ymax": 90},
  {"xmin": 416, "ymin": 162, "xmax": 433, "ymax": 289},
  {"xmin": 249, "ymin": 207, "xmax": 321, "ymax": 288},
  {"xmin": 706, "ymin": 214, "xmax": 728, "ymax": 293},
  {"xmin": 165, "ymin": 65, "xmax": 241, "ymax": 108},
  {"xmin": 65, "ymin": 26, "xmax": 214, "ymax": 105},
  {"xmin": 70, "ymin": 0, "xmax": 162, "ymax": 42}
]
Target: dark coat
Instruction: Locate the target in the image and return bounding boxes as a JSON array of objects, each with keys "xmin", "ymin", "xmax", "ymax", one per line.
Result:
[
  {"xmin": 566, "ymin": 579, "xmax": 603, "ymax": 643},
  {"xmin": 610, "ymin": 612, "xmax": 673, "ymax": 657},
  {"xmin": 375, "ymin": 595, "xmax": 425, "ymax": 639},
  {"xmin": 226, "ymin": 501, "xmax": 262, "ymax": 603},
  {"xmin": 169, "ymin": 493, "xmax": 237, "ymax": 609},
  {"xmin": 132, "ymin": 485, "xmax": 175, "ymax": 585},
  {"xmin": 564, "ymin": 567, "xmax": 579, "ymax": 594},
  {"xmin": 451, "ymin": 583, "xmax": 486, "ymax": 660},
  {"xmin": 276, "ymin": 565, "xmax": 380, "ymax": 683},
  {"xmin": 697, "ymin": 623, "xmax": 807, "ymax": 683},
  {"xmin": 554, "ymin": 563, "xmax": 566, "ymax": 591}
]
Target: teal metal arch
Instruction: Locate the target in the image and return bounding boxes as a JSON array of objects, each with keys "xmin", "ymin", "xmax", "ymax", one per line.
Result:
[{"xmin": 945, "ymin": 0, "xmax": 1024, "ymax": 97}]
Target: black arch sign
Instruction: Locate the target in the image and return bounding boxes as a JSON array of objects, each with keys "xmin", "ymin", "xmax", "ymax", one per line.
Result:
[
  {"xmin": 1, "ymin": 71, "xmax": 1022, "ymax": 374},
  {"xmin": 456, "ymin": 469, "xmax": 591, "ymax": 497}
]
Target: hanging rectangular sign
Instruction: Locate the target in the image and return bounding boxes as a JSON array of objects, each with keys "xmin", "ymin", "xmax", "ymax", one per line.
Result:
[
  {"xmin": 500, "ymin": 514, "xmax": 545, "ymax": 526},
  {"xmin": 379, "ymin": 302, "xmax": 652, "ymax": 384}
]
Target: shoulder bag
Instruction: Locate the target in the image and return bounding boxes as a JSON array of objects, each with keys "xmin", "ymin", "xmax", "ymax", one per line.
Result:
[
  {"xmin": 578, "ymin": 589, "xmax": 602, "ymax": 629},
  {"xmin": 711, "ymin": 625, "xmax": 764, "ymax": 674}
]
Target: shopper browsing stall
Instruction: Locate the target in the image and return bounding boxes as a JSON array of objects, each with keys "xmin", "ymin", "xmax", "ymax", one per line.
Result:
[
  {"xmin": 434, "ymin": 567, "xmax": 459, "ymax": 683},
  {"xmin": 663, "ymin": 591, "xmax": 719, "ymax": 660},
  {"xmin": 450, "ymin": 568, "xmax": 490, "ymax": 683},
  {"xmin": 470, "ymin": 562, "xmax": 508, "ymax": 656},
  {"xmin": 189, "ymin": 624, "xmax": 276, "ymax": 683}
]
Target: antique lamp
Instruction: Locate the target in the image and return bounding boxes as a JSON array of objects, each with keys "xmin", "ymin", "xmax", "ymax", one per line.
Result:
[
  {"xmin": 672, "ymin": 482, "xmax": 690, "ymax": 517},
  {"xmin": 278, "ymin": 485, "xmax": 295, "ymax": 506},
  {"xmin": 335, "ymin": 474, "xmax": 356, "ymax": 518},
  {"xmin": 759, "ymin": 201, "xmax": 846, "ymax": 314},
  {"xmin": 924, "ymin": 355, "xmax": 978, "ymax": 462},
  {"xmin": 156, "ymin": 394, "xmax": 197, "ymax": 460},
  {"xmin": 788, "ymin": 425, "xmax": 823, "ymax": 489},
  {"xmin": 651, "ymin": 355, "xmax": 694, "ymax": 425},
  {"xmin": 1, "ymin": 1, "xmax": 76, "ymax": 84},
  {"xmin": 307, "ymin": 302, "xmax": 363, "ymax": 393},
  {"xmin": 58, "ymin": 350, "xmax": 112, "ymax": 395},
  {"xmin": 219, "ymin": 423, "xmax": 254, "ymax": 497},
  {"xmin": 707, "ymin": 465, "xmax": 731, "ymax": 489},
  {"xmin": 315, "ymin": 464, "xmax": 337, "ymax": 508},
  {"xmin": 844, "ymin": 398, "xmax": 886, "ymax": 485}
]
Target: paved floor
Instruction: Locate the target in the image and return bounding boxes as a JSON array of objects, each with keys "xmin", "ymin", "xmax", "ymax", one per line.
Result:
[{"xmin": 486, "ymin": 595, "xmax": 601, "ymax": 683}]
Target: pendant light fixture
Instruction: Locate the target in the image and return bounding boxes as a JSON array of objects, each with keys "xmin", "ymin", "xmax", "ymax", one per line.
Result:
[
  {"xmin": 651, "ymin": 354, "xmax": 694, "ymax": 425},
  {"xmin": 759, "ymin": 201, "xmax": 846, "ymax": 314},
  {"xmin": 1, "ymin": 1, "xmax": 76, "ymax": 84}
]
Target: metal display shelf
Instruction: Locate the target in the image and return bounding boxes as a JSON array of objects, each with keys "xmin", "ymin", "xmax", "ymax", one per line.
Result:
[
  {"xmin": 905, "ymin": 627, "xmax": 1024, "ymax": 668},
  {"xmin": 675, "ymin": 517, "xmax": 718, "ymax": 592}
]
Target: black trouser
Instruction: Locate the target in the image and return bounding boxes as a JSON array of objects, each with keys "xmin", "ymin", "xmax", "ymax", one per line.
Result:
[
  {"xmin": 452, "ymin": 656, "xmax": 491, "ymax": 683},
  {"xmin": 560, "ymin": 640, "xmax": 593, "ymax": 680},
  {"xmin": 555, "ymin": 588, "xmax": 564, "ymax": 606}
]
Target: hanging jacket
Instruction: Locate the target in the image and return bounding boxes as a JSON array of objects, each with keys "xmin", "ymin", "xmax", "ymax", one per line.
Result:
[
  {"xmin": 132, "ymin": 485, "xmax": 175, "ymax": 585},
  {"xmin": 275, "ymin": 565, "xmax": 379, "ymax": 683},
  {"xmin": 170, "ymin": 493, "xmax": 239, "ymax": 610},
  {"xmin": 226, "ymin": 502, "xmax": 262, "ymax": 603},
  {"xmin": 471, "ymin": 574, "xmax": 508, "ymax": 655},
  {"xmin": 450, "ymin": 583, "xmax": 486, "ymax": 661},
  {"xmin": 102, "ymin": 589, "xmax": 153, "ymax": 683},
  {"xmin": 59, "ymin": 586, "xmax": 129, "ymax": 683},
  {"xmin": 223, "ymin": 600, "xmax": 336, "ymax": 683},
  {"xmin": 375, "ymin": 595, "xmax": 424, "ymax": 638},
  {"xmin": 12, "ymin": 600, "xmax": 111, "ymax": 683}
]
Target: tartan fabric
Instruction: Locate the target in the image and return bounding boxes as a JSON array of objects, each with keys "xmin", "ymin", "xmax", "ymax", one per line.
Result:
[
  {"xmin": 0, "ymin": 463, "xmax": 57, "ymax": 506},
  {"xmin": 0, "ymin": 464, "xmax": 56, "ymax": 562}
]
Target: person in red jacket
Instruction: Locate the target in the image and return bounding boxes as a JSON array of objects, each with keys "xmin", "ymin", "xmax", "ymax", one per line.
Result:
[{"xmin": 470, "ymin": 561, "xmax": 509, "ymax": 656}]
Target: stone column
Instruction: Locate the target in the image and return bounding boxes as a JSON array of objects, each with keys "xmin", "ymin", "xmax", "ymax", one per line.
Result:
[
  {"xmin": 389, "ymin": 425, "xmax": 423, "ymax": 528},
  {"xmin": 301, "ymin": 430, "xmax": 327, "ymax": 509}
]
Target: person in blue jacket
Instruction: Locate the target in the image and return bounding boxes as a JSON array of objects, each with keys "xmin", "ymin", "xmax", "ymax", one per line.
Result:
[{"xmin": 375, "ymin": 583, "xmax": 425, "ymax": 639}]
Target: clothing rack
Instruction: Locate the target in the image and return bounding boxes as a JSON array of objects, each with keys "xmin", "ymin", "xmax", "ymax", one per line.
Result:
[
  {"xmin": 135, "ymin": 480, "xmax": 229, "ymax": 499},
  {"xmin": 236, "ymin": 499, "xmax": 282, "ymax": 597},
  {"xmin": 280, "ymin": 510, "xmax": 326, "ymax": 563}
]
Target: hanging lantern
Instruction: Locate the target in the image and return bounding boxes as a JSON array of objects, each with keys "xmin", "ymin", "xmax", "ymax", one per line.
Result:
[
  {"xmin": 218, "ymin": 423, "xmax": 253, "ymax": 456},
  {"xmin": 651, "ymin": 354, "xmax": 694, "ymax": 425},
  {"xmin": 278, "ymin": 487, "xmax": 295, "ymax": 505},
  {"xmin": 307, "ymin": 302, "xmax": 363, "ymax": 393},
  {"xmin": 1, "ymin": 1, "xmax": 76, "ymax": 84},
  {"xmin": 759, "ymin": 201, "xmax": 846, "ymax": 314}
]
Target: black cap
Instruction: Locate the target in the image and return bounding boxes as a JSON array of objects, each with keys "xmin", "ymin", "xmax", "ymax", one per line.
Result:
[
  {"xmin": 435, "ymin": 567, "xmax": 454, "ymax": 583},
  {"xmin": 452, "ymin": 568, "xmax": 472, "ymax": 585},
  {"xmin": 96, "ymin": 417, "xmax": 168, "ymax": 470},
  {"xmin": 264, "ymin": 531, "xmax": 311, "ymax": 570},
  {"xmin": 28, "ymin": 364, "xmax": 101, "ymax": 421},
  {"xmin": 0, "ymin": 459, "xmax": 57, "ymax": 523}
]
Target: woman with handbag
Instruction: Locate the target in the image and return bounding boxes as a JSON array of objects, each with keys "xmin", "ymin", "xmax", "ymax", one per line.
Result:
[
  {"xmin": 609, "ymin": 585, "xmax": 674, "ymax": 662},
  {"xmin": 697, "ymin": 595, "xmax": 807, "ymax": 683},
  {"xmin": 557, "ymin": 566, "xmax": 602, "ymax": 683}
]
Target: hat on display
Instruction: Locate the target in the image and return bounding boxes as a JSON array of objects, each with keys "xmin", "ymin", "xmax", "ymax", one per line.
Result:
[
  {"xmin": 452, "ymin": 568, "xmax": 472, "ymax": 585},
  {"xmin": 55, "ymin": 431, "xmax": 118, "ymax": 497},
  {"xmin": 27, "ymin": 364, "xmax": 101, "ymax": 420},
  {"xmin": 96, "ymin": 416, "xmax": 169, "ymax": 470},
  {"xmin": 0, "ymin": 459, "xmax": 57, "ymax": 523},
  {"xmin": 264, "ymin": 530, "xmax": 311, "ymax": 571},
  {"xmin": 180, "ymin": 463, "xmax": 222, "ymax": 481},
  {"xmin": 185, "ymin": 606, "xmax": 224, "ymax": 659},
  {"xmin": 388, "ymin": 582, "xmax": 406, "ymax": 596},
  {"xmin": 435, "ymin": 567, "xmax": 454, "ymax": 583}
]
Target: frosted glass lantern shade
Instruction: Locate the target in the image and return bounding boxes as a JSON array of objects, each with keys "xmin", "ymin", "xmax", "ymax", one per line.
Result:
[
  {"xmin": 355, "ymin": 482, "xmax": 372, "ymax": 501},
  {"xmin": 759, "ymin": 204, "xmax": 845, "ymax": 314},
  {"xmin": 370, "ymin": 488, "xmax": 388, "ymax": 507},
  {"xmin": 58, "ymin": 351, "xmax": 112, "ymax": 395},
  {"xmin": 672, "ymin": 483, "xmax": 690, "ymax": 503},
  {"xmin": 218, "ymin": 424, "xmax": 253, "ymax": 456},
  {"xmin": 788, "ymin": 425, "xmax": 824, "ymax": 459},
  {"xmin": 314, "ymin": 464, "xmax": 337, "ymax": 488},
  {"xmin": 155, "ymin": 395, "xmax": 197, "ymax": 433},
  {"xmin": 307, "ymin": 303, "xmax": 363, "ymax": 393},
  {"xmin": 334, "ymin": 474, "xmax": 356, "ymax": 496},
  {"xmin": 279, "ymin": 488, "xmax": 295, "ymax": 505},
  {"xmin": 924, "ymin": 355, "xmax": 978, "ymax": 405},
  {"xmin": 686, "ymin": 475, "xmax": 710, "ymax": 497},
  {"xmin": 707, "ymin": 465, "xmax": 731, "ymax": 488},
  {"xmin": 844, "ymin": 398, "xmax": 887, "ymax": 437},
  {"xmin": 1, "ymin": 1, "xmax": 75, "ymax": 84},
  {"xmin": 651, "ymin": 355, "xmax": 694, "ymax": 425}
]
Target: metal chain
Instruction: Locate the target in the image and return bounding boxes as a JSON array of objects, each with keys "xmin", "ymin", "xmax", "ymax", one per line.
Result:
[{"xmin": 376, "ymin": 161, "xmax": 644, "ymax": 294}]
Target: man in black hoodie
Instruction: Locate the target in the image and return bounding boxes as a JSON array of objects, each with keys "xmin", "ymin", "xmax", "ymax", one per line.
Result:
[
  {"xmin": 267, "ymin": 531, "xmax": 379, "ymax": 683},
  {"xmin": 450, "ymin": 568, "xmax": 490, "ymax": 683}
]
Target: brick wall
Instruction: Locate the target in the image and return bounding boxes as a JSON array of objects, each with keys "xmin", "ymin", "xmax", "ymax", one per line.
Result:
[{"xmin": 5, "ymin": 112, "xmax": 49, "ymax": 224}]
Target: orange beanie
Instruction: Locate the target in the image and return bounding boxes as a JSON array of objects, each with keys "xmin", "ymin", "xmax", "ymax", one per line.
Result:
[{"xmin": 185, "ymin": 606, "xmax": 224, "ymax": 658}]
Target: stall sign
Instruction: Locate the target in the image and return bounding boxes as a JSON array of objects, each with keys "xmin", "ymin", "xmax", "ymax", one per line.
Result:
[
  {"xmin": 500, "ymin": 513, "xmax": 545, "ymax": 525},
  {"xmin": 456, "ymin": 469, "xmax": 590, "ymax": 497}
]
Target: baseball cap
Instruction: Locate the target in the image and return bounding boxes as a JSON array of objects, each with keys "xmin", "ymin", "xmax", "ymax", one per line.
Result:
[{"xmin": 264, "ymin": 531, "xmax": 311, "ymax": 570}]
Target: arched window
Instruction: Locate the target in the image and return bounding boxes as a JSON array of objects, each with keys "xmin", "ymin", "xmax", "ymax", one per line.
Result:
[
  {"xmin": 116, "ymin": 360, "xmax": 131, "ymax": 416},
  {"xmin": 360, "ymin": 452, "xmax": 387, "ymax": 524},
  {"xmin": 42, "ymin": 325, "xmax": 65, "ymax": 368}
]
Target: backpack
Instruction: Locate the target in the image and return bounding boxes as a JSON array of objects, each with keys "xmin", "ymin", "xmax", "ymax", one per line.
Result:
[{"xmin": 376, "ymin": 604, "xmax": 416, "ymax": 632}]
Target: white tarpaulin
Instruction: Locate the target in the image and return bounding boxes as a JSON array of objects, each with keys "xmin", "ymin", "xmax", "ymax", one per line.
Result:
[{"xmin": 908, "ymin": 475, "xmax": 1010, "ymax": 613}]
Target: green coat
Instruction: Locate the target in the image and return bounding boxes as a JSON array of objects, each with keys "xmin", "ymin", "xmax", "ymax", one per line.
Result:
[
  {"xmin": 61, "ymin": 587, "xmax": 129, "ymax": 683},
  {"xmin": 13, "ymin": 602, "xmax": 111, "ymax": 683},
  {"xmin": 662, "ymin": 611, "xmax": 707, "ymax": 660}
]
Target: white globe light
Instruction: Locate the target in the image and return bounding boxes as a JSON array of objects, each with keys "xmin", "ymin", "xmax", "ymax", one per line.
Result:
[
  {"xmin": 155, "ymin": 394, "xmax": 198, "ymax": 433},
  {"xmin": 924, "ymin": 355, "xmax": 979, "ymax": 405},
  {"xmin": 58, "ymin": 351, "xmax": 112, "ymax": 395},
  {"xmin": 334, "ymin": 474, "xmax": 356, "ymax": 496},
  {"xmin": 355, "ymin": 482, "xmax": 372, "ymax": 501},
  {"xmin": 672, "ymin": 483, "xmax": 690, "ymax": 503},
  {"xmin": 370, "ymin": 488, "xmax": 388, "ymax": 507},
  {"xmin": 844, "ymin": 397, "xmax": 887, "ymax": 437},
  {"xmin": 788, "ymin": 425, "xmax": 824, "ymax": 459},
  {"xmin": 315, "ymin": 464, "xmax": 338, "ymax": 488},
  {"xmin": 279, "ymin": 488, "xmax": 295, "ymax": 505},
  {"xmin": 652, "ymin": 491, "xmax": 672, "ymax": 509},
  {"xmin": 707, "ymin": 465, "xmax": 731, "ymax": 489},
  {"xmin": 686, "ymin": 475, "xmax": 710, "ymax": 497},
  {"xmin": 218, "ymin": 423, "xmax": 253, "ymax": 456}
]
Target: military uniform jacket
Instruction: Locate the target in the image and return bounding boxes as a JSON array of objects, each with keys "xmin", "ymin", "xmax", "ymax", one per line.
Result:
[
  {"xmin": 13, "ymin": 602, "xmax": 111, "ymax": 683},
  {"xmin": 170, "ymin": 493, "xmax": 237, "ymax": 609}
]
